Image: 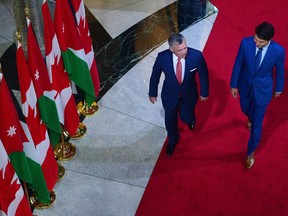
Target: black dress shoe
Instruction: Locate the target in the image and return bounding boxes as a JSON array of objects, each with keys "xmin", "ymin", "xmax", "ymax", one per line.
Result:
[
  {"xmin": 188, "ymin": 121, "xmax": 195, "ymax": 130},
  {"xmin": 166, "ymin": 143, "xmax": 176, "ymax": 156}
]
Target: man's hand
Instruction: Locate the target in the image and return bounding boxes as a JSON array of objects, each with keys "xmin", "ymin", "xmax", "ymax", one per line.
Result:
[
  {"xmin": 231, "ymin": 88, "xmax": 238, "ymax": 98},
  {"xmin": 200, "ymin": 96, "xmax": 208, "ymax": 101},
  {"xmin": 149, "ymin": 97, "xmax": 157, "ymax": 104}
]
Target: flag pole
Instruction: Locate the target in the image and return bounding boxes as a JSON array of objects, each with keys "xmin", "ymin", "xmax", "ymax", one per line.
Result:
[
  {"xmin": 54, "ymin": 124, "xmax": 77, "ymax": 161},
  {"xmin": 21, "ymin": 181, "xmax": 33, "ymax": 213}
]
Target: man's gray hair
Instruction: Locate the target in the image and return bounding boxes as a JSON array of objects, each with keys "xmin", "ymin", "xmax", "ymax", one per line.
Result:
[{"xmin": 168, "ymin": 33, "xmax": 185, "ymax": 47}]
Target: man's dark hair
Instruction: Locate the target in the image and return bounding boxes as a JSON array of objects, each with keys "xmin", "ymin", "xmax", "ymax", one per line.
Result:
[
  {"xmin": 168, "ymin": 33, "xmax": 185, "ymax": 47},
  {"xmin": 255, "ymin": 22, "xmax": 275, "ymax": 41}
]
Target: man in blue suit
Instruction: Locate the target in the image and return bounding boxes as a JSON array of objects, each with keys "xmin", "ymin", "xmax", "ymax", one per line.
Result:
[
  {"xmin": 149, "ymin": 33, "xmax": 209, "ymax": 156},
  {"xmin": 230, "ymin": 22, "xmax": 285, "ymax": 169}
]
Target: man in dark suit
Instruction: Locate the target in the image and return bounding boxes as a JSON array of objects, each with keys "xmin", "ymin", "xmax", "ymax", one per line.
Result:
[
  {"xmin": 149, "ymin": 33, "xmax": 209, "ymax": 156},
  {"xmin": 230, "ymin": 22, "xmax": 285, "ymax": 169}
]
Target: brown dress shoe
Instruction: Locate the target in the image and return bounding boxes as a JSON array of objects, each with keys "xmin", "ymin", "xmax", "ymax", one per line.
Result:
[
  {"xmin": 246, "ymin": 119, "xmax": 251, "ymax": 130},
  {"xmin": 245, "ymin": 152, "xmax": 255, "ymax": 169}
]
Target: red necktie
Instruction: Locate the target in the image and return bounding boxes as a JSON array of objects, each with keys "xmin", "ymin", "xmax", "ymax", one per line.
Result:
[{"xmin": 176, "ymin": 57, "xmax": 182, "ymax": 84}]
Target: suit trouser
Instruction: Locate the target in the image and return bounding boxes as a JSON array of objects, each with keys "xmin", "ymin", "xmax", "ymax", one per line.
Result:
[
  {"xmin": 164, "ymin": 98, "xmax": 196, "ymax": 145},
  {"xmin": 241, "ymin": 93, "xmax": 268, "ymax": 156}
]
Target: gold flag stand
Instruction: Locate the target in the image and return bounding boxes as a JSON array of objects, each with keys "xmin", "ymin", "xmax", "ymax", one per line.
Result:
[
  {"xmin": 71, "ymin": 122, "xmax": 87, "ymax": 139},
  {"xmin": 30, "ymin": 190, "xmax": 56, "ymax": 210},
  {"xmin": 57, "ymin": 163, "xmax": 65, "ymax": 182},
  {"xmin": 77, "ymin": 100, "xmax": 98, "ymax": 117},
  {"xmin": 54, "ymin": 140, "xmax": 76, "ymax": 161},
  {"xmin": 59, "ymin": 100, "xmax": 98, "ymax": 141},
  {"xmin": 62, "ymin": 122, "xmax": 87, "ymax": 140},
  {"xmin": 54, "ymin": 126, "xmax": 76, "ymax": 161}
]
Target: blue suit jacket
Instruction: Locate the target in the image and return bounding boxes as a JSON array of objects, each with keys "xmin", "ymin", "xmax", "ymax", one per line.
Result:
[
  {"xmin": 149, "ymin": 48, "xmax": 209, "ymax": 111},
  {"xmin": 230, "ymin": 36, "xmax": 285, "ymax": 106}
]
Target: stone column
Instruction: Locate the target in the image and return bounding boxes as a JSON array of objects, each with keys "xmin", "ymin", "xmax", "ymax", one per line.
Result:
[
  {"xmin": 12, "ymin": 0, "xmax": 28, "ymax": 52},
  {"xmin": 12, "ymin": 0, "xmax": 45, "ymax": 56}
]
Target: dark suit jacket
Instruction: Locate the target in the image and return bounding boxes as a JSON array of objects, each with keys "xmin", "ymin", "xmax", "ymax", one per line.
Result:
[
  {"xmin": 149, "ymin": 48, "xmax": 209, "ymax": 111},
  {"xmin": 230, "ymin": 36, "xmax": 285, "ymax": 106}
]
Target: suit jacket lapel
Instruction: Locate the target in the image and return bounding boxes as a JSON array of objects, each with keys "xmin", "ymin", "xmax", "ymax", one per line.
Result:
[
  {"xmin": 169, "ymin": 51, "xmax": 178, "ymax": 81},
  {"xmin": 248, "ymin": 42, "xmax": 257, "ymax": 72},
  {"xmin": 183, "ymin": 49, "xmax": 192, "ymax": 82}
]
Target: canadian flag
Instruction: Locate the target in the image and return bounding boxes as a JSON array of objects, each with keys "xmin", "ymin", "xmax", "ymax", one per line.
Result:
[
  {"xmin": 42, "ymin": 0, "xmax": 79, "ymax": 136},
  {"xmin": 0, "ymin": 139, "xmax": 32, "ymax": 216},
  {"xmin": 26, "ymin": 17, "xmax": 62, "ymax": 147}
]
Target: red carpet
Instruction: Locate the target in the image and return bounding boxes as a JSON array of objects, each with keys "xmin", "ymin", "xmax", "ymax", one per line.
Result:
[{"xmin": 136, "ymin": 1, "xmax": 288, "ymax": 215}]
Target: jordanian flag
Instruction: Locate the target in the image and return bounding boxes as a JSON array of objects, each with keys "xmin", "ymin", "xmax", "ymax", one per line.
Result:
[
  {"xmin": 0, "ymin": 139, "xmax": 32, "ymax": 216},
  {"xmin": 16, "ymin": 42, "xmax": 58, "ymax": 201},
  {"xmin": 71, "ymin": 0, "xmax": 100, "ymax": 97},
  {"xmin": 42, "ymin": 0, "xmax": 79, "ymax": 136},
  {"xmin": 26, "ymin": 17, "xmax": 62, "ymax": 147},
  {"xmin": 0, "ymin": 73, "xmax": 32, "ymax": 185},
  {"xmin": 54, "ymin": 0, "xmax": 96, "ymax": 106}
]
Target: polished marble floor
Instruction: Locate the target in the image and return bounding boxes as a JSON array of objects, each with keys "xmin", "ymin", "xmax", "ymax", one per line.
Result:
[{"xmin": 0, "ymin": 0, "xmax": 218, "ymax": 215}]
